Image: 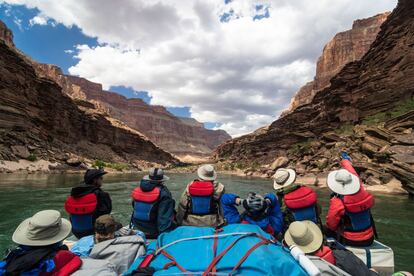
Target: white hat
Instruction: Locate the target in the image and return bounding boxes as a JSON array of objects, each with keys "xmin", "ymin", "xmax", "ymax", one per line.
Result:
[
  {"xmin": 327, "ymin": 169, "xmax": 360, "ymax": 195},
  {"xmin": 197, "ymin": 164, "xmax": 217, "ymax": 181},
  {"xmin": 12, "ymin": 210, "xmax": 71, "ymax": 246},
  {"xmin": 272, "ymin": 168, "xmax": 296, "ymax": 190},
  {"xmin": 284, "ymin": 221, "xmax": 323, "ymax": 254}
]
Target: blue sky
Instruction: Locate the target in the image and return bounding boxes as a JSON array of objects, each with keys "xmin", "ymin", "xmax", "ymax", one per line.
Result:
[{"xmin": 0, "ymin": 4, "xmax": 197, "ymax": 121}]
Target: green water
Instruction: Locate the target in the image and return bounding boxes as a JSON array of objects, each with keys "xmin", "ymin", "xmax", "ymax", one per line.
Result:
[{"xmin": 0, "ymin": 173, "xmax": 413, "ymax": 271}]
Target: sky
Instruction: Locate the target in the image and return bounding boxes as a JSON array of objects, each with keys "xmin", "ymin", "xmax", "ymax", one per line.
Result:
[{"xmin": 0, "ymin": 0, "xmax": 397, "ymax": 136}]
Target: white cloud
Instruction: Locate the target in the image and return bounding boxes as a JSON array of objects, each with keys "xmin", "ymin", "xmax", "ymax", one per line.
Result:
[
  {"xmin": 29, "ymin": 15, "xmax": 48, "ymax": 26},
  {"xmin": 2, "ymin": 0, "xmax": 397, "ymax": 136}
]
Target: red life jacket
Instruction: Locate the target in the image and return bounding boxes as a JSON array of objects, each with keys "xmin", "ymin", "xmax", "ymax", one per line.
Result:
[
  {"xmin": 340, "ymin": 189, "xmax": 375, "ymax": 241},
  {"xmin": 188, "ymin": 181, "xmax": 215, "ymax": 215},
  {"xmin": 64, "ymin": 193, "xmax": 97, "ymax": 234},
  {"xmin": 313, "ymin": 246, "xmax": 336, "ymax": 265},
  {"xmin": 131, "ymin": 187, "xmax": 161, "ymax": 222},
  {"xmin": 41, "ymin": 250, "xmax": 82, "ymax": 276},
  {"xmin": 241, "ymin": 220, "xmax": 275, "ymax": 236},
  {"xmin": 284, "ymin": 186, "xmax": 318, "ymax": 223}
]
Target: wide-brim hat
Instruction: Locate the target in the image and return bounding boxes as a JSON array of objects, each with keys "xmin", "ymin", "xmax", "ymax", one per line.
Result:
[
  {"xmin": 273, "ymin": 168, "xmax": 296, "ymax": 190},
  {"xmin": 143, "ymin": 168, "xmax": 170, "ymax": 182},
  {"xmin": 327, "ymin": 169, "xmax": 360, "ymax": 195},
  {"xmin": 284, "ymin": 220, "xmax": 323, "ymax": 254},
  {"xmin": 12, "ymin": 210, "xmax": 71, "ymax": 246},
  {"xmin": 197, "ymin": 164, "xmax": 217, "ymax": 181}
]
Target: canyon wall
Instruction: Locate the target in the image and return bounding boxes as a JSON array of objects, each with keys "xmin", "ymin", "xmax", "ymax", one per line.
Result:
[
  {"xmin": 215, "ymin": 0, "xmax": 414, "ymax": 194},
  {"xmin": 282, "ymin": 12, "xmax": 389, "ymax": 115},
  {"xmin": 65, "ymin": 76, "xmax": 231, "ymax": 158},
  {"xmin": 0, "ymin": 21, "xmax": 177, "ymax": 168}
]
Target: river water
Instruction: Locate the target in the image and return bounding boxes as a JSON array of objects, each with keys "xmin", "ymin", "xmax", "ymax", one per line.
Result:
[{"xmin": 0, "ymin": 172, "xmax": 412, "ymax": 271}]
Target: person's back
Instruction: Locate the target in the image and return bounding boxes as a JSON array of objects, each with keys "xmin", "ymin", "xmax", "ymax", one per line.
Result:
[
  {"xmin": 65, "ymin": 168, "xmax": 112, "ymax": 239},
  {"xmin": 0, "ymin": 210, "xmax": 81, "ymax": 276},
  {"xmin": 326, "ymin": 153, "xmax": 376, "ymax": 247},
  {"xmin": 131, "ymin": 168, "xmax": 176, "ymax": 239},
  {"xmin": 221, "ymin": 192, "xmax": 283, "ymax": 236},
  {"xmin": 176, "ymin": 164, "xmax": 225, "ymax": 227},
  {"xmin": 273, "ymin": 168, "xmax": 321, "ymax": 230}
]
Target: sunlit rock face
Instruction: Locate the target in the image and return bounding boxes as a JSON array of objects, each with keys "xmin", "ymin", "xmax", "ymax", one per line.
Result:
[{"xmin": 282, "ymin": 12, "xmax": 389, "ymax": 116}]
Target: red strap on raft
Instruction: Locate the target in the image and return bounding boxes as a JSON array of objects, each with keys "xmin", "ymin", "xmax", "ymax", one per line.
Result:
[
  {"xmin": 314, "ymin": 246, "xmax": 336, "ymax": 265},
  {"xmin": 284, "ymin": 186, "xmax": 317, "ymax": 209},
  {"xmin": 188, "ymin": 181, "xmax": 214, "ymax": 196},
  {"xmin": 229, "ymin": 240, "xmax": 270, "ymax": 274},
  {"xmin": 343, "ymin": 189, "xmax": 374, "ymax": 213},
  {"xmin": 64, "ymin": 193, "xmax": 97, "ymax": 215},
  {"xmin": 131, "ymin": 187, "xmax": 160, "ymax": 203}
]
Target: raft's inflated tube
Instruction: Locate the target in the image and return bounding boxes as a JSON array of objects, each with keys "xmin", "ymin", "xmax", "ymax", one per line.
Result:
[{"xmin": 290, "ymin": 245, "xmax": 321, "ymax": 276}]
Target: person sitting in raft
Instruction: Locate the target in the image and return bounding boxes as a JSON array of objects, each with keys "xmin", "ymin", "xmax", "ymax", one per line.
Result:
[
  {"xmin": 65, "ymin": 168, "xmax": 112, "ymax": 239},
  {"xmin": 130, "ymin": 168, "xmax": 176, "ymax": 239},
  {"xmin": 176, "ymin": 164, "xmax": 225, "ymax": 227},
  {"xmin": 325, "ymin": 164, "xmax": 376, "ymax": 247},
  {"xmin": 0, "ymin": 210, "xmax": 82, "ymax": 275},
  {"xmin": 284, "ymin": 221, "xmax": 378, "ymax": 276},
  {"xmin": 71, "ymin": 214, "xmax": 146, "ymax": 275},
  {"xmin": 273, "ymin": 168, "xmax": 322, "ymax": 231},
  {"xmin": 221, "ymin": 192, "xmax": 283, "ymax": 237}
]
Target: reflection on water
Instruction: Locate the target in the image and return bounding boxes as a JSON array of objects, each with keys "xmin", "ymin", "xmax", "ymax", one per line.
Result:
[{"xmin": 0, "ymin": 172, "xmax": 412, "ymax": 271}]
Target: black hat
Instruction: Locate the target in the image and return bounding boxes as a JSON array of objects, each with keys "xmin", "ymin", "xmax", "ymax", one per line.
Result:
[
  {"xmin": 243, "ymin": 192, "xmax": 267, "ymax": 214},
  {"xmin": 143, "ymin": 168, "xmax": 169, "ymax": 182},
  {"xmin": 84, "ymin": 168, "xmax": 107, "ymax": 184}
]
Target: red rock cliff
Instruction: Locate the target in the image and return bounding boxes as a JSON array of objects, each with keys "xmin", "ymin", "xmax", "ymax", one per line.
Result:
[
  {"xmin": 215, "ymin": 0, "xmax": 414, "ymax": 193},
  {"xmin": 66, "ymin": 76, "xmax": 231, "ymax": 158},
  {"xmin": 283, "ymin": 12, "xmax": 389, "ymax": 115},
  {"xmin": 0, "ymin": 22, "xmax": 177, "ymax": 166}
]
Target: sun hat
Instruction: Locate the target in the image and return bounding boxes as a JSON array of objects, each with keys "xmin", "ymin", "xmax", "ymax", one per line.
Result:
[
  {"xmin": 272, "ymin": 168, "xmax": 296, "ymax": 190},
  {"xmin": 84, "ymin": 168, "xmax": 107, "ymax": 184},
  {"xmin": 12, "ymin": 210, "xmax": 71, "ymax": 246},
  {"xmin": 197, "ymin": 164, "xmax": 217, "ymax": 181},
  {"xmin": 327, "ymin": 169, "xmax": 360, "ymax": 195},
  {"xmin": 143, "ymin": 168, "xmax": 170, "ymax": 182},
  {"xmin": 284, "ymin": 221, "xmax": 323, "ymax": 254}
]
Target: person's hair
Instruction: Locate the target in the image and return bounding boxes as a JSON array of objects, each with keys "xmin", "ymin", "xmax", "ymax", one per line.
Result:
[
  {"xmin": 94, "ymin": 215, "xmax": 117, "ymax": 243},
  {"xmin": 95, "ymin": 232, "xmax": 115, "ymax": 243}
]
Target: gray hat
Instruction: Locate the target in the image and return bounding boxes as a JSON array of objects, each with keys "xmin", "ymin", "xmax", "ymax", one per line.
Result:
[
  {"xmin": 197, "ymin": 164, "xmax": 217, "ymax": 181},
  {"xmin": 327, "ymin": 169, "xmax": 360, "ymax": 195},
  {"xmin": 143, "ymin": 168, "xmax": 169, "ymax": 182},
  {"xmin": 12, "ymin": 210, "xmax": 71, "ymax": 246},
  {"xmin": 273, "ymin": 168, "xmax": 296, "ymax": 190}
]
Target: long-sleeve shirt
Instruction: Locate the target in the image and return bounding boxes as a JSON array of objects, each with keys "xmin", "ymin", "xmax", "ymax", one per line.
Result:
[{"xmin": 221, "ymin": 193, "xmax": 283, "ymax": 235}]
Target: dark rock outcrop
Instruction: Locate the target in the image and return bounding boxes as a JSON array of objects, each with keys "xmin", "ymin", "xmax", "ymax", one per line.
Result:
[{"xmin": 215, "ymin": 0, "xmax": 414, "ymax": 193}]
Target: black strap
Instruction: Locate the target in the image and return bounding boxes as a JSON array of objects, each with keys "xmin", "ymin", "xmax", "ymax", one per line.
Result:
[{"xmin": 370, "ymin": 213, "xmax": 379, "ymax": 239}]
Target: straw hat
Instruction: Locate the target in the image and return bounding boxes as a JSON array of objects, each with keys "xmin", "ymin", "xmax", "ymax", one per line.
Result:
[
  {"xmin": 143, "ymin": 168, "xmax": 170, "ymax": 182},
  {"xmin": 284, "ymin": 221, "xmax": 323, "ymax": 254},
  {"xmin": 197, "ymin": 164, "xmax": 217, "ymax": 181},
  {"xmin": 272, "ymin": 168, "xmax": 296, "ymax": 190},
  {"xmin": 327, "ymin": 169, "xmax": 360, "ymax": 195},
  {"xmin": 12, "ymin": 210, "xmax": 71, "ymax": 246}
]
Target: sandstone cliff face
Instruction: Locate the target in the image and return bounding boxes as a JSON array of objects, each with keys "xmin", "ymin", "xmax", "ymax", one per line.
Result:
[
  {"xmin": 215, "ymin": 0, "xmax": 414, "ymax": 194},
  {"xmin": 66, "ymin": 76, "xmax": 231, "ymax": 158},
  {"xmin": 283, "ymin": 13, "xmax": 389, "ymax": 115},
  {"xmin": 0, "ymin": 31, "xmax": 176, "ymax": 167}
]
